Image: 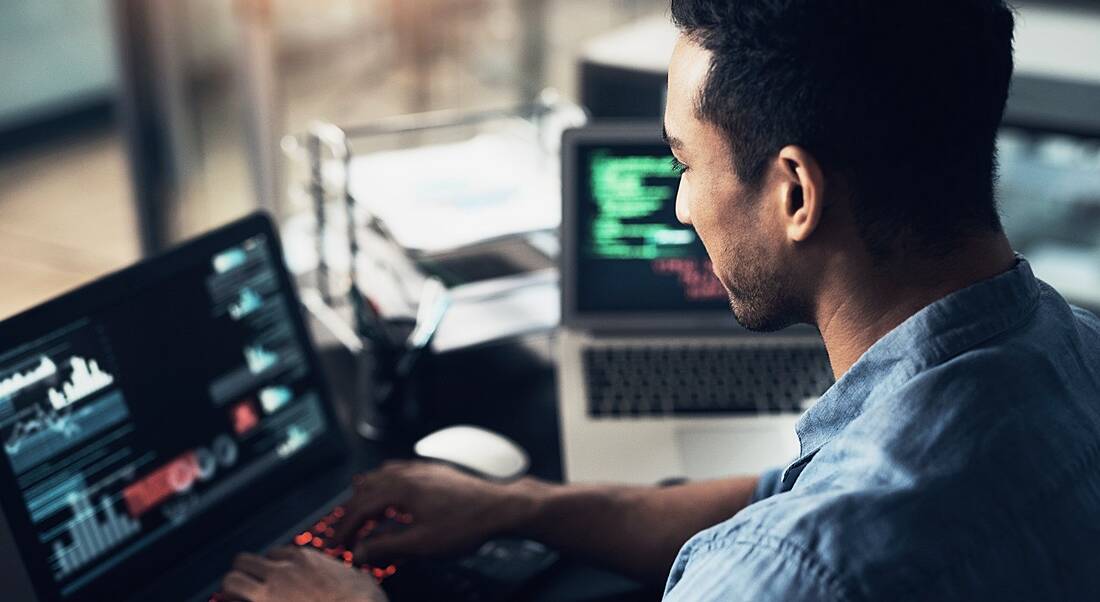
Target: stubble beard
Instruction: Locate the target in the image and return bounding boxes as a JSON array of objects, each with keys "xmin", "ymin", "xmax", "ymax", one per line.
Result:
[{"xmin": 723, "ymin": 260, "xmax": 805, "ymax": 332}]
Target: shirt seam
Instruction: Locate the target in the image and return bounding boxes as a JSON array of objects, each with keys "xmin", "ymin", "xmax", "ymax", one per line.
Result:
[
  {"xmin": 687, "ymin": 532, "xmax": 858, "ymax": 602},
  {"xmin": 916, "ymin": 279, "xmax": 1041, "ymax": 372}
]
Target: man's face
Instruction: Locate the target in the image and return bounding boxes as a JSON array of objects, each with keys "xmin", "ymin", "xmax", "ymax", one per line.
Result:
[{"xmin": 665, "ymin": 36, "xmax": 804, "ymax": 331}]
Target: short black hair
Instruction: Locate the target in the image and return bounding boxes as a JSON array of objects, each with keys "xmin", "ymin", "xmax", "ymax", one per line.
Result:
[{"xmin": 671, "ymin": 0, "xmax": 1016, "ymax": 258}]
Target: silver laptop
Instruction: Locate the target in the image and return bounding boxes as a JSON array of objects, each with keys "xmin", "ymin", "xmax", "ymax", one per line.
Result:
[{"xmin": 557, "ymin": 124, "xmax": 834, "ymax": 485}]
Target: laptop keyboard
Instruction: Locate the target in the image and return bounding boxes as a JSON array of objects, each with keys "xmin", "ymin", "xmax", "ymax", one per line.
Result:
[{"xmin": 583, "ymin": 342, "xmax": 834, "ymax": 417}]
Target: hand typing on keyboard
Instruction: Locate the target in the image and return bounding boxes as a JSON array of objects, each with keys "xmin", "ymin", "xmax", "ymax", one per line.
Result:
[
  {"xmin": 214, "ymin": 462, "xmax": 537, "ymax": 602},
  {"xmin": 333, "ymin": 461, "xmax": 533, "ymax": 563},
  {"xmin": 212, "ymin": 503, "xmax": 404, "ymax": 602},
  {"xmin": 218, "ymin": 545, "xmax": 388, "ymax": 602}
]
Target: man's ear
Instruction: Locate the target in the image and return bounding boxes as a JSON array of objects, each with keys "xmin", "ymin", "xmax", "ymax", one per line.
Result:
[{"xmin": 775, "ymin": 146, "xmax": 826, "ymax": 243}]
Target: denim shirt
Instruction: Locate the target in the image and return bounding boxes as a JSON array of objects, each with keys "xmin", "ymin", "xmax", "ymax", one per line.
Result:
[{"xmin": 663, "ymin": 258, "xmax": 1100, "ymax": 601}]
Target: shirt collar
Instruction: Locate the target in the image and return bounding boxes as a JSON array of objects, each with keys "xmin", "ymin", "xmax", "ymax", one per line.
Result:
[{"xmin": 784, "ymin": 256, "xmax": 1041, "ymax": 480}]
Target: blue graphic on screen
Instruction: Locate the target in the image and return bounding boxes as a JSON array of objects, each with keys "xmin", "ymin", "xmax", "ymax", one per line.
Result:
[
  {"xmin": 53, "ymin": 485, "xmax": 142, "ymax": 577},
  {"xmin": 5, "ymin": 390, "xmax": 129, "ymax": 474},
  {"xmin": 229, "ymin": 288, "xmax": 263, "ymax": 320}
]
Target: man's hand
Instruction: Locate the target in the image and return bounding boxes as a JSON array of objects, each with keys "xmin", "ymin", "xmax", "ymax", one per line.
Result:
[
  {"xmin": 333, "ymin": 461, "xmax": 535, "ymax": 563},
  {"xmin": 221, "ymin": 546, "xmax": 387, "ymax": 602}
]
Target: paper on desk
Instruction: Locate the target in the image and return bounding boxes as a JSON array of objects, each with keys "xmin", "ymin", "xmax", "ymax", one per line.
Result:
[
  {"xmin": 430, "ymin": 270, "xmax": 560, "ymax": 353},
  {"xmin": 347, "ymin": 129, "xmax": 560, "ymax": 254}
]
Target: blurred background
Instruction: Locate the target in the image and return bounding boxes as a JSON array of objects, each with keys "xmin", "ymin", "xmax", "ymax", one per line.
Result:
[{"xmin": 1, "ymin": 0, "xmax": 1099, "ymax": 320}]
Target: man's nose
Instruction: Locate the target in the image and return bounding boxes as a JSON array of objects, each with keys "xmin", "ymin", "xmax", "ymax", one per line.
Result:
[{"xmin": 675, "ymin": 190, "xmax": 692, "ymax": 225}]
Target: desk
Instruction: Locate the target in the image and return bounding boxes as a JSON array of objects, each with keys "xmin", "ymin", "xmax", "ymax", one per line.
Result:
[{"xmin": 310, "ymin": 319, "xmax": 658, "ymax": 601}]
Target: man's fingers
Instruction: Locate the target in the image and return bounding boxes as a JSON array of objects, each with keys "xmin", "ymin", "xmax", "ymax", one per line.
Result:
[
  {"xmin": 353, "ymin": 529, "xmax": 429, "ymax": 564},
  {"xmin": 333, "ymin": 492, "xmax": 396, "ymax": 544},
  {"xmin": 232, "ymin": 553, "xmax": 275, "ymax": 581},
  {"xmin": 267, "ymin": 545, "xmax": 305, "ymax": 562},
  {"xmin": 221, "ymin": 570, "xmax": 264, "ymax": 601}
]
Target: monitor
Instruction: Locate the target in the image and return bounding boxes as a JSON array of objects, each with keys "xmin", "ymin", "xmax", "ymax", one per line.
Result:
[{"xmin": 0, "ymin": 213, "xmax": 343, "ymax": 602}]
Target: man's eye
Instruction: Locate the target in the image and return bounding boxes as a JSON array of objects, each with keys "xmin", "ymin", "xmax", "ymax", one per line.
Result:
[{"xmin": 670, "ymin": 157, "xmax": 689, "ymax": 176}]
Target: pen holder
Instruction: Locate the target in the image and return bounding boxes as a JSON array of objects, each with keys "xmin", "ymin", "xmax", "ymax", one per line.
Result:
[{"xmin": 353, "ymin": 339, "xmax": 428, "ymax": 442}]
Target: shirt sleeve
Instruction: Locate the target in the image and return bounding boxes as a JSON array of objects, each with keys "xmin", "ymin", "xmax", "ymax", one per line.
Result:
[
  {"xmin": 750, "ymin": 467, "xmax": 785, "ymax": 504},
  {"xmin": 663, "ymin": 535, "xmax": 853, "ymax": 602}
]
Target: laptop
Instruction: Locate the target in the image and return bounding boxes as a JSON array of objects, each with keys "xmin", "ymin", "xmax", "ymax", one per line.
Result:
[
  {"xmin": 557, "ymin": 124, "xmax": 836, "ymax": 485},
  {"xmin": 0, "ymin": 214, "xmax": 555, "ymax": 602}
]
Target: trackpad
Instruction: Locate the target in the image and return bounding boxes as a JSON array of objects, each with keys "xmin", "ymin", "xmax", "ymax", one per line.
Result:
[{"xmin": 677, "ymin": 428, "xmax": 799, "ymax": 480}]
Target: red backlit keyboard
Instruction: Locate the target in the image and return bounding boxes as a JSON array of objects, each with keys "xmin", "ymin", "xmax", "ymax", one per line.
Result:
[
  {"xmin": 289, "ymin": 503, "xmax": 409, "ymax": 583},
  {"xmin": 212, "ymin": 504, "xmax": 558, "ymax": 602}
]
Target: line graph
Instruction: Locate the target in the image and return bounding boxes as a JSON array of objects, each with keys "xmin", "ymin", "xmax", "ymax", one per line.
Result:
[
  {"xmin": 4, "ymin": 391, "xmax": 130, "ymax": 474},
  {"xmin": 5, "ymin": 405, "xmax": 80, "ymax": 454}
]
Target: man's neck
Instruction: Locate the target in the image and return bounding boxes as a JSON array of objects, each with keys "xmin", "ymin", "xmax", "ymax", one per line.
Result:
[{"xmin": 815, "ymin": 234, "xmax": 1017, "ymax": 379}]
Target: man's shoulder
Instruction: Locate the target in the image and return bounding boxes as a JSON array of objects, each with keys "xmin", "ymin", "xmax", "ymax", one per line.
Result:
[
  {"xmin": 679, "ymin": 461, "xmax": 1100, "ymax": 601},
  {"xmin": 854, "ymin": 289, "xmax": 1100, "ymax": 457}
]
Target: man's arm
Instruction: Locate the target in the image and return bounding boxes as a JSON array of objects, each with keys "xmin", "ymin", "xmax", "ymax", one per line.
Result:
[
  {"xmin": 512, "ymin": 475, "xmax": 760, "ymax": 581},
  {"xmin": 335, "ymin": 462, "xmax": 758, "ymax": 584}
]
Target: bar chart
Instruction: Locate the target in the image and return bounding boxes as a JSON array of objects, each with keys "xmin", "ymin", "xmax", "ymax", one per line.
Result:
[
  {"xmin": 0, "ymin": 356, "xmax": 58, "ymax": 400},
  {"xmin": 47, "ymin": 356, "xmax": 115, "ymax": 411},
  {"xmin": 52, "ymin": 490, "xmax": 141, "ymax": 577}
]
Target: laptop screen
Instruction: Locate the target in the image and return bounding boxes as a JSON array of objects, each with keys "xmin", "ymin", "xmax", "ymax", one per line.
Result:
[
  {"xmin": 573, "ymin": 139, "xmax": 731, "ymax": 314},
  {"xmin": 0, "ymin": 215, "xmax": 341, "ymax": 602}
]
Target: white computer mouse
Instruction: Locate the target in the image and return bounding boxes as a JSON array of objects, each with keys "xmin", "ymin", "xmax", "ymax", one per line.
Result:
[{"xmin": 414, "ymin": 425, "xmax": 530, "ymax": 481}]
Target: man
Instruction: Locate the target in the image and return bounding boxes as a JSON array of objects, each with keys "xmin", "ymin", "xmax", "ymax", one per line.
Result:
[{"xmin": 222, "ymin": 1, "xmax": 1100, "ymax": 600}]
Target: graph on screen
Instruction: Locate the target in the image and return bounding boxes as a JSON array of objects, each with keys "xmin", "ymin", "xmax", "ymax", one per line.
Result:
[
  {"xmin": 244, "ymin": 344, "xmax": 278, "ymax": 375},
  {"xmin": 229, "ymin": 288, "xmax": 264, "ymax": 320},
  {"xmin": 47, "ymin": 356, "xmax": 115, "ymax": 411},
  {"xmin": 0, "ymin": 322, "xmax": 128, "ymax": 476},
  {"xmin": 0, "ymin": 356, "xmax": 59, "ymax": 400},
  {"xmin": 4, "ymin": 391, "xmax": 130, "ymax": 474},
  {"xmin": 52, "ymin": 488, "xmax": 142, "ymax": 578}
]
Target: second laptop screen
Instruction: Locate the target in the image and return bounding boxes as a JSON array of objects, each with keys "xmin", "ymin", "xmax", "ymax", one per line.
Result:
[{"xmin": 574, "ymin": 142, "xmax": 732, "ymax": 314}]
